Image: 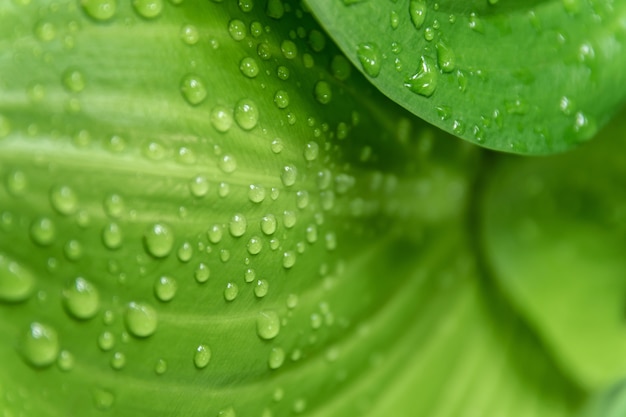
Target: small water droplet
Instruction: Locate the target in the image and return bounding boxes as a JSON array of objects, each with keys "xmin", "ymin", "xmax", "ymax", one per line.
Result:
[
  {"xmin": 57, "ymin": 349, "xmax": 75, "ymax": 371},
  {"xmin": 104, "ymin": 193, "xmax": 125, "ymax": 218},
  {"xmin": 98, "ymin": 331, "xmax": 115, "ymax": 351},
  {"xmin": 154, "ymin": 276, "xmax": 177, "ymax": 302},
  {"xmin": 93, "ymin": 388, "xmax": 115, "ymax": 410},
  {"xmin": 110, "ymin": 351, "xmax": 126, "ymax": 370},
  {"xmin": 224, "ymin": 282, "xmax": 239, "ymax": 301},
  {"xmin": 62, "ymin": 69, "xmax": 86, "ymax": 93},
  {"xmin": 144, "ymin": 223, "xmax": 174, "ymax": 258},
  {"xmin": 180, "ymin": 74, "xmax": 207, "ymax": 105},
  {"xmin": 219, "ymin": 154, "xmax": 238, "ymax": 173},
  {"xmin": 81, "ymin": 0, "xmax": 117, "ymax": 21},
  {"xmin": 234, "ymin": 99, "xmax": 259, "ymax": 130},
  {"xmin": 281, "ymin": 40, "xmax": 298, "ymax": 59},
  {"xmin": 244, "ymin": 268, "xmax": 256, "ymax": 283},
  {"xmin": 266, "ymin": 0, "xmax": 284, "ymax": 18},
  {"xmin": 30, "ymin": 217, "xmax": 56, "ymax": 246},
  {"xmin": 468, "ymin": 12, "xmax": 484, "ymax": 33},
  {"xmin": 356, "ymin": 43, "xmax": 381, "ymax": 77},
  {"xmin": 229, "ymin": 214, "xmax": 247, "ymax": 237},
  {"xmin": 260, "ymin": 214, "xmax": 277, "ymax": 235},
  {"xmin": 247, "ymin": 237, "xmax": 263, "ymax": 255},
  {"xmin": 155, "ymin": 358, "xmax": 168, "ymax": 374},
  {"xmin": 268, "ymin": 346, "xmax": 285, "ymax": 369},
  {"xmin": 50, "ymin": 185, "xmax": 78, "ymax": 215},
  {"xmin": 293, "ymin": 398, "xmax": 307, "ymax": 414},
  {"xmin": 218, "ymin": 406, "xmax": 236, "ymax": 417},
  {"xmin": 280, "ymin": 165, "xmax": 297, "ymax": 187},
  {"xmin": 63, "ymin": 277, "xmax": 100, "ymax": 320},
  {"xmin": 238, "ymin": 0, "xmax": 254, "ymax": 12},
  {"xmin": 133, "ymin": 0, "xmax": 163, "ymax": 19},
  {"xmin": 277, "ymin": 65, "xmax": 290, "ymax": 80},
  {"xmin": 228, "ymin": 19, "xmax": 247, "ymax": 41},
  {"xmin": 219, "ymin": 182, "xmax": 230, "ymax": 197},
  {"xmin": 283, "ymin": 210, "xmax": 297, "ymax": 228},
  {"xmin": 195, "ymin": 263, "xmax": 210, "ymax": 283},
  {"xmin": 211, "ymin": 106, "xmax": 233, "ymax": 132},
  {"xmin": 21, "ymin": 322, "xmax": 59, "ymax": 367},
  {"xmin": 404, "ymin": 55, "xmax": 438, "ymax": 97},
  {"xmin": 254, "ymin": 279, "xmax": 269, "ymax": 298},
  {"xmin": 189, "ymin": 175, "xmax": 209, "ymax": 197},
  {"xmin": 257, "ymin": 310, "xmax": 281, "ymax": 340},
  {"xmin": 207, "ymin": 224, "xmax": 223, "ymax": 244},
  {"xmin": 102, "ymin": 222, "xmax": 123, "ymax": 249},
  {"xmin": 303, "ymin": 141, "xmax": 319, "ymax": 161},
  {"xmin": 274, "ymin": 90, "xmax": 290, "ymax": 109},
  {"xmin": 282, "ymin": 251, "xmax": 296, "ymax": 268},
  {"xmin": 286, "ymin": 294, "xmax": 298, "ymax": 309},
  {"xmin": 194, "ymin": 344, "xmax": 211, "ymax": 368},
  {"xmin": 239, "ymin": 57, "xmax": 260, "ymax": 78},
  {"xmin": 436, "ymin": 42, "xmax": 456, "ymax": 73},
  {"xmin": 248, "ymin": 184, "xmax": 266, "ymax": 203},
  {"xmin": 125, "ymin": 301, "xmax": 158, "ymax": 337},
  {"xmin": 0, "ymin": 253, "xmax": 35, "ymax": 303},
  {"xmin": 180, "ymin": 24, "xmax": 199, "ymax": 45},
  {"xmin": 314, "ymin": 81, "xmax": 332, "ymax": 104}
]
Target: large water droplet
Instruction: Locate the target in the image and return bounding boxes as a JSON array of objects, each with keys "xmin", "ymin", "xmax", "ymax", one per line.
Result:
[
  {"xmin": 194, "ymin": 344, "xmax": 211, "ymax": 368},
  {"xmin": 144, "ymin": 223, "xmax": 174, "ymax": 258},
  {"xmin": 234, "ymin": 99, "xmax": 259, "ymax": 130},
  {"xmin": 409, "ymin": 0, "xmax": 427, "ymax": 29},
  {"xmin": 314, "ymin": 81, "xmax": 332, "ymax": 104},
  {"xmin": 224, "ymin": 282, "xmax": 239, "ymax": 301},
  {"xmin": 50, "ymin": 185, "xmax": 78, "ymax": 215},
  {"xmin": 81, "ymin": 0, "xmax": 117, "ymax": 21},
  {"xmin": 180, "ymin": 74, "xmax": 207, "ymax": 106},
  {"xmin": 281, "ymin": 40, "xmax": 298, "ymax": 59},
  {"xmin": 30, "ymin": 217, "xmax": 56, "ymax": 246},
  {"xmin": 436, "ymin": 42, "xmax": 456, "ymax": 73},
  {"xmin": 63, "ymin": 277, "xmax": 100, "ymax": 320},
  {"xmin": 254, "ymin": 279, "xmax": 269, "ymax": 298},
  {"xmin": 219, "ymin": 154, "xmax": 238, "ymax": 173},
  {"xmin": 274, "ymin": 90, "xmax": 290, "ymax": 109},
  {"xmin": 356, "ymin": 43, "xmax": 381, "ymax": 77},
  {"xmin": 257, "ymin": 310, "xmax": 281, "ymax": 340},
  {"xmin": 247, "ymin": 236, "xmax": 263, "ymax": 255},
  {"xmin": 404, "ymin": 55, "xmax": 438, "ymax": 97},
  {"xmin": 102, "ymin": 222, "xmax": 123, "ymax": 249},
  {"xmin": 248, "ymin": 184, "xmax": 266, "ymax": 203},
  {"xmin": 21, "ymin": 322, "xmax": 59, "ymax": 367},
  {"xmin": 180, "ymin": 24, "xmax": 199, "ymax": 45},
  {"xmin": 260, "ymin": 214, "xmax": 277, "ymax": 235},
  {"xmin": 125, "ymin": 301, "xmax": 158, "ymax": 337},
  {"xmin": 268, "ymin": 346, "xmax": 285, "ymax": 369},
  {"xmin": 280, "ymin": 165, "xmax": 297, "ymax": 187},
  {"xmin": 229, "ymin": 214, "xmax": 247, "ymax": 237},
  {"xmin": 228, "ymin": 19, "xmax": 247, "ymax": 41},
  {"xmin": 154, "ymin": 276, "xmax": 177, "ymax": 302},
  {"xmin": 0, "ymin": 253, "xmax": 35, "ymax": 302},
  {"xmin": 211, "ymin": 106, "xmax": 233, "ymax": 132},
  {"xmin": 239, "ymin": 57, "xmax": 260, "ymax": 78}
]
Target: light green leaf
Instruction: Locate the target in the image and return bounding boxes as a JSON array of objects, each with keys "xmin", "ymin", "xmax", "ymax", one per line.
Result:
[
  {"xmin": 306, "ymin": 0, "xmax": 626, "ymax": 154},
  {"xmin": 480, "ymin": 107, "xmax": 626, "ymax": 388}
]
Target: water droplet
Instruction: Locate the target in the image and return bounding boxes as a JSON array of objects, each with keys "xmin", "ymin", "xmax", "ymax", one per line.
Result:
[
  {"xmin": 268, "ymin": 347, "xmax": 285, "ymax": 369},
  {"xmin": 277, "ymin": 65, "xmax": 290, "ymax": 80},
  {"xmin": 218, "ymin": 406, "xmax": 236, "ymax": 417},
  {"xmin": 155, "ymin": 358, "xmax": 167, "ymax": 374},
  {"xmin": 248, "ymin": 184, "xmax": 266, "ymax": 203},
  {"xmin": 6, "ymin": 170, "xmax": 27, "ymax": 195},
  {"xmin": 244, "ymin": 268, "xmax": 256, "ymax": 283},
  {"xmin": 293, "ymin": 398, "xmax": 307, "ymax": 414},
  {"xmin": 81, "ymin": 0, "xmax": 117, "ymax": 21},
  {"xmin": 207, "ymin": 224, "xmax": 223, "ymax": 244},
  {"xmin": 254, "ymin": 279, "xmax": 269, "ymax": 298},
  {"xmin": 35, "ymin": 20, "xmax": 56, "ymax": 41},
  {"xmin": 50, "ymin": 185, "xmax": 78, "ymax": 215},
  {"xmin": 188, "ymin": 175, "xmax": 209, "ymax": 197},
  {"xmin": 103, "ymin": 193, "xmax": 125, "ymax": 218},
  {"xmin": 314, "ymin": 81, "xmax": 332, "ymax": 104},
  {"xmin": 98, "ymin": 331, "xmax": 115, "ymax": 351},
  {"xmin": 144, "ymin": 223, "xmax": 174, "ymax": 258},
  {"xmin": 247, "ymin": 236, "xmax": 263, "ymax": 255},
  {"xmin": 102, "ymin": 222, "xmax": 123, "ymax": 249},
  {"xmin": 21, "ymin": 322, "xmax": 59, "ymax": 367},
  {"xmin": 219, "ymin": 182, "xmax": 230, "ymax": 197},
  {"xmin": 356, "ymin": 43, "xmax": 381, "ymax": 77},
  {"xmin": 271, "ymin": 139, "xmax": 284, "ymax": 154},
  {"xmin": 325, "ymin": 232, "xmax": 337, "ymax": 250},
  {"xmin": 30, "ymin": 217, "xmax": 56, "ymax": 246},
  {"xmin": 310, "ymin": 313, "xmax": 322, "ymax": 329},
  {"xmin": 180, "ymin": 24, "xmax": 199, "ymax": 45},
  {"xmin": 229, "ymin": 214, "xmax": 247, "ymax": 237},
  {"xmin": 280, "ymin": 165, "xmax": 297, "ymax": 187},
  {"xmin": 93, "ymin": 388, "xmax": 115, "ymax": 410},
  {"xmin": 238, "ymin": 0, "xmax": 253, "ymax": 12},
  {"xmin": 266, "ymin": 0, "xmax": 284, "ymax": 18},
  {"xmin": 110, "ymin": 351, "xmax": 126, "ymax": 370},
  {"xmin": 0, "ymin": 253, "xmax": 35, "ymax": 302},
  {"xmin": 281, "ymin": 40, "xmax": 298, "ymax": 59},
  {"xmin": 234, "ymin": 99, "xmax": 259, "ymax": 130},
  {"xmin": 239, "ymin": 57, "xmax": 260, "ymax": 78},
  {"xmin": 468, "ymin": 12, "xmax": 484, "ymax": 33},
  {"xmin": 63, "ymin": 277, "xmax": 100, "ymax": 320},
  {"xmin": 133, "ymin": 0, "xmax": 163, "ymax": 18},
  {"xmin": 211, "ymin": 106, "xmax": 233, "ymax": 132},
  {"xmin": 177, "ymin": 242, "xmax": 193, "ymax": 263},
  {"xmin": 283, "ymin": 210, "xmax": 296, "ymax": 228},
  {"xmin": 260, "ymin": 214, "xmax": 277, "ymax": 235},
  {"xmin": 195, "ymin": 263, "xmax": 210, "ymax": 283},
  {"xmin": 303, "ymin": 141, "xmax": 319, "ymax": 161},
  {"xmin": 57, "ymin": 349, "xmax": 74, "ymax": 371},
  {"xmin": 180, "ymin": 74, "xmax": 207, "ymax": 105},
  {"xmin": 274, "ymin": 90, "xmax": 289, "ymax": 109},
  {"xmin": 257, "ymin": 310, "xmax": 280, "ymax": 340},
  {"xmin": 286, "ymin": 294, "xmax": 298, "ymax": 309},
  {"xmin": 62, "ymin": 69, "xmax": 85, "ymax": 93},
  {"xmin": 0, "ymin": 114, "xmax": 11, "ymax": 138},
  {"xmin": 125, "ymin": 301, "xmax": 158, "ymax": 337},
  {"xmin": 154, "ymin": 276, "xmax": 177, "ymax": 302},
  {"xmin": 224, "ymin": 282, "xmax": 239, "ymax": 301},
  {"xmin": 228, "ymin": 19, "xmax": 247, "ymax": 40},
  {"xmin": 405, "ymin": 55, "xmax": 438, "ymax": 97},
  {"xmin": 436, "ymin": 42, "xmax": 456, "ymax": 72},
  {"xmin": 194, "ymin": 344, "xmax": 211, "ymax": 368},
  {"xmin": 504, "ymin": 97, "xmax": 529, "ymax": 115},
  {"xmin": 409, "ymin": 0, "xmax": 427, "ymax": 29},
  {"xmin": 219, "ymin": 154, "xmax": 237, "ymax": 173},
  {"xmin": 282, "ymin": 251, "xmax": 296, "ymax": 269}
]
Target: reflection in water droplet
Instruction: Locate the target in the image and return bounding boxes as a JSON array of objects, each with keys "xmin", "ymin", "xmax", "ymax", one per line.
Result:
[
  {"xmin": 224, "ymin": 282, "xmax": 239, "ymax": 301},
  {"xmin": 63, "ymin": 277, "xmax": 100, "ymax": 320},
  {"xmin": 229, "ymin": 214, "xmax": 247, "ymax": 237},
  {"xmin": 404, "ymin": 55, "xmax": 438, "ymax": 97},
  {"xmin": 21, "ymin": 322, "xmax": 59, "ymax": 368},
  {"xmin": 211, "ymin": 106, "xmax": 233, "ymax": 132},
  {"xmin": 409, "ymin": 0, "xmax": 427, "ymax": 29},
  {"xmin": 144, "ymin": 223, "xmax": 174, "ymax": 258},
  {"xmin": 180, "ymin": 74, "xmax": 207, "ymax": 105},
  {"xmin": 194, "ymin": 344, "xmax": 211, "ymax": 368},
  {"xmin": 234, "ymin": 99, "xmax": 259, "ymax": 130},
  {"xmin": 154, "ymin": 276, "xmax": 177, "ymax": 302},
  {"xmin": 195, "ymin": 263, "xmax": 210, "ymax": 283},
  {"xmin": 356, "ymin": 43, "xmax": 381, "ymax": 77}
]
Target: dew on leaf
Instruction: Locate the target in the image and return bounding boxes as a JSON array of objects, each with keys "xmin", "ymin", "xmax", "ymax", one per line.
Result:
[
  {"xmin": 314, "ymin": 81, "xmax": 332, "ymax": 104},
  {"xmin": 283, "ymin": 210, "xmax": 296, "ymax": 228},
  {"xmin": 248, "ymin": 184, "xmax": 266, "ymax": 203},
  {"xmin": 189, "ymin": 175, "xmax": 209, "ymax": 197},
  {"xmin": 274, "ymin": 90, "xmax": 290, "ymax": 109},
  {"xmin": 180, "ymin": 74, "xmax": 207, "ymax": 106},
  {"xmin": 30, "ymin": 217, "xmax": 55, "ymax": 246},
  {"xmin": 62, "ymin": 240, "xmax": 81, "ymax": 260},
  {"xmin": 283, "ymin": 251, "xmax": 296, "ymax": 268},
  {"xmin": 6, "ymin": 170, "xmax": 28, "ymax": 195},
  {"xmin": 224, "ymin": 282, "xmax": 239, "ymax": 301},
  {"xmin": 154, "ymin": 276, "xmax": 177, "ymax": 302},
  {"xmin": 409, "ymin": 0, "xmax": 427, "ymax": 29},
  {"xmin": 62, "ymin": 69, "xmax": 86, "ymax": 93},
  {"xmin": 228, "ymin": 19, "xmax": 247, "ymax": 40},
  {"xmin": 229, "ymin": 214, "xmax": 247, "ymax": 237},
  {"xmin": 260, "ymin": 214, "xmax": 277, "ymax": 235},
  {"xmin": 257, "ymin": 310, "xmax": 281, "ymax": 340},
  {"xmin": 63, "ymin": 277, "xmax": 100, "ymax": 320},
  {"xmin": 218, "ymin": 407, "xmax": 237, "ymax": 417},
  {"xmin": 238, "ymin": 0, "xmax": 253, "ymax": 12},
  {"xmin": 98, "ymin": 331, "xmax": 115, "ymax": 351},
  {"xmin": 247, "ymin": 236, "xmax": 263, "ymax": 255},
  {"xmin": 240, "ymin": 57, "xmax": 260, "ymax": 78},
  {"xmin": 21, "ymin": 322, "xmax": 59, "ymax": 368},
  {"xmin": 356, "ymin": 43, "xmax": 381, "ymax": 77},
  {"xmin": 35, "ymin": 21, "xmax": 56, "ymax": 41},
  {"xmin": 133, "ymin": 0, "xmax": 163, "ymax": 18},
  {"xmin": 180, "ymin": 24, "xmax": 199, "ymax": 45},
  {"xmin": 177, "ymin": 241, "xmax": 193, "ymax": 262},
  {"xmin": 110, "ymin": 351, "xmax": 126, "ymax": 370},
  {"xmin": 102, "ymin": 222, "xmax": 123, "ymax": 249},
  {"xmin": 194, "ymin": 344, "xmax": 211, "ymax": 369},
  {"xmin": 280, "ymin": 164, "xmax": 297, "ymax": 186},
  {"xmin": 303, "ymin": 141, "xmax": 319, "ymax": 161},
  {"xmin": 436, "ymin": 42, "xmax": 456, "ymax": 72},
  {"xmin": 277, "ymin": 65, "xmax": 290, "ymax": 80},
  {"xmin": 208, "ymin": 224, "xmax": 223, "ymax": 243},
  {"xmin": 266, "ymin": 0, "xmax": 284, "ymax": 18},
  {"xmin": 330, "ymin": 55, "xmax": 351, "ymax": 81},
  {"xmin": 143, "ymin": 223, "xmax": 174, "ymax": 258},
  {"xmin": 219, "ymin": 154, "xmax": 238, "ymax": 173},
  {"xmin": 195, "ymin": 263, "xmax": 210, "ymax": 283},
  {"xmin": 81, "ymin": 0, "xmax": 117, "ymax": 21},
  {"xmin": 155, "ymin": 358, "xmax": 167, "ymax": 375},
  {"xmin": 125, "ymin": 301, "xmax": 158, "ymax": 337},
  {"xmin": 50, "ymin": 185, "xmax": 78, "ymax": 215},
  {"xmin": 286, "ymin": 294, "xmax": 298, "ymax": 309},
  {"xmin": 404, "ymin": 55, "xmax": 438, "ymax": 97},
  {"xmin": 281, "ymin": 40, "xmax": 298, "ymax": 59},
  {"xmin": 57, "ymin": 350, "xmax": 75, "ymax": 371},
  {"xmin": 245, "ymin": 268, "xmax": 256, "ymax": 283},
  {"xmin": 93, "ymin": 388, "xmax": 115, "ymax": 410},
  {"xmin": 0, "ymin": 253, "xmax": 35, "ymax": 303},
  {"xmin": 211, "ymin": 106, "xmax": 233, "ymax": 132},
  {"xmin": 104, "ymin": 193, "xmax": 125, "ymax": 218},
  {"xmin": 234, "ymin": 99, "xmax": 259, "ymax": 130},
  {"xmin": 268, "ymin": 346, "xmax": 285, "ymax": 369},
  {"xmin": 254, "ymin": 279, "xmax": 269, "ymax": 298}
]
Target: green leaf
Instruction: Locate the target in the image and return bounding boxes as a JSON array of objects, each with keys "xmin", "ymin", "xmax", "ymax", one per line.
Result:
[
  {"xmin": 480, "ymin": 106, "xmax": 626, "ymax": 388},
  {"xmin": 306, "ymin": 0, "xmax": 626, "ymax": 154}
]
